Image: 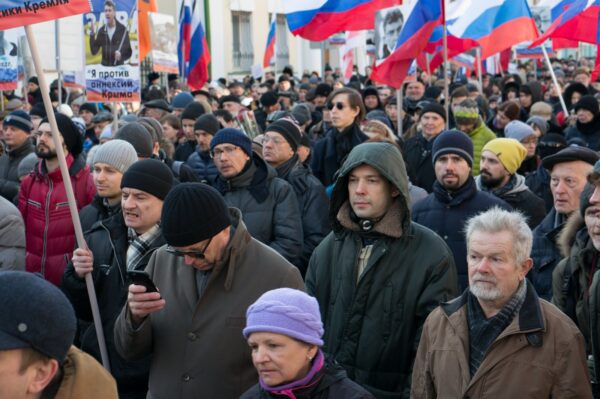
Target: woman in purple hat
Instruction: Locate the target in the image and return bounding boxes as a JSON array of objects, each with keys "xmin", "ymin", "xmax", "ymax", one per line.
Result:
[{"xmin": 241, "ymin": 288, "xmax": 374, "ymax": 399}]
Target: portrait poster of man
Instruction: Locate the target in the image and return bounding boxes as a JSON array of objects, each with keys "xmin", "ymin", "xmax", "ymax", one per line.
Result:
[
  {"xmin": 0, "ymin": 28, "xmax": 20, "ymax": 90},
  {"xmin": 149, "ymin": 12, "xmax": 178, "ymax": 74},
  {"xmin": 83, "ymin": 0, "xmax": 140, "ymax": 102},
  {"xmin": 375, "ymin": 6, "xmax": 404, "ymax": 61}
]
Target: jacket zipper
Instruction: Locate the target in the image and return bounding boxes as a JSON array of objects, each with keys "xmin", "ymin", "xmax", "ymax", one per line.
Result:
[
  {"xmin": 100, "ymin": 222, "xmax": 125, "ymax": 286},
  {"xmin": 40, "ymin": 177, "xmax": 53, "ymax": 275}
]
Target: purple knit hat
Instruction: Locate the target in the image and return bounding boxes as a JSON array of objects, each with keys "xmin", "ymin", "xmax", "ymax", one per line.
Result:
[{"xmin": 243, "ymin": 288, "xmax": 324, "ymax": 346}]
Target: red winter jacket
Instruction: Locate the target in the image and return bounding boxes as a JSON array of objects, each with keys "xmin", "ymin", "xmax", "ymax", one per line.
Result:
[{"xmin": 19, "ymin": 153, "xmax": 95, "ymax": 286}]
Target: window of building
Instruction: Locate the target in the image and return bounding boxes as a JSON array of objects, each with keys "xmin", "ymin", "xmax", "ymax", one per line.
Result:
[{"xmin": 232, "ymin": 11, "xmax": 254, "ymax": 71}]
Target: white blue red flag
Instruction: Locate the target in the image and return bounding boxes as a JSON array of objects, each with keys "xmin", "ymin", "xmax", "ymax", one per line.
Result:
[
  {"xmin": 178, "ymin": 0, "xmax": 210, "ymax": 90},
  {"xmin": 263, "ymin": 15, "xmax": 276, "ymax": 68},
  {"xmin": 284, "ymin": 0, "xmax": 400, "ymax": 41},
  {"xmin": 530, "ymin": 0, "xmax": 600, "ymax": 47},
  {"xmin": 448, "ymin": 0, "xmax": 539, "ymax": 59},
  {"xmin": 371, "ymin": 0, "xmax": 442, "ymax": 88}
]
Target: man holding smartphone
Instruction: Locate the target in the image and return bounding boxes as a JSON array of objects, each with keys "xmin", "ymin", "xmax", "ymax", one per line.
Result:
[
  {"xmin": 114, "ymin": 183, "xmax": 304, "ymax": 399},
  {"xmin": 62, "ymin": 159, "xmax": 174, "ymax": 399}
]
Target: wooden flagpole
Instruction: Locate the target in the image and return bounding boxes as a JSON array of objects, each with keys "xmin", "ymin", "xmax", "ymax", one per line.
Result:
[{"xmin": 25, "ymin": 25, "xmax": 111, "ymax": 372}]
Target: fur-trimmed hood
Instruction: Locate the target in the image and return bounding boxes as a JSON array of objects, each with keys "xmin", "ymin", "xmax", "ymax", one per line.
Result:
[{"xmin": 558, "ymin": 212, "xmax": 586, "ymax": 258}]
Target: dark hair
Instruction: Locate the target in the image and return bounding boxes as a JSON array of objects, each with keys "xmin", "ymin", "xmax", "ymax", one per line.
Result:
[
  {"xmin": 160, "ymin": 114, "xmax": 181, "ymax": 130},
  {"xmin": 104, "ymin": 0, "xmax": 115, "ymax": 9},
  {"xmin": 384, "ymin": 8, "xmax": 403, "ymax": 26},
  {"xmin": 327, "ymin": 87, "xmax": 366, "ymax": 123},
  {"xmin": 213, "ymin": 109, "xmax": 234, "ymax": 123}
]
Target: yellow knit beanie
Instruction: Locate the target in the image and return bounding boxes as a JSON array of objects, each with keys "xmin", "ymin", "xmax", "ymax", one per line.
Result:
[{"xmin": 481, "ymin": 138, "xmax": 527, "ymax": 175}]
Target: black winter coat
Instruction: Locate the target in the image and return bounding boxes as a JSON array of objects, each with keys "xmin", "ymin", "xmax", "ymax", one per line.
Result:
[
  {"xmin": 79, "ymin": 195, "xmax": 121, "ymax": 233},
  {"xmin": 412, "ymin": 178, "xmax": 510, "ymax": 291},
  {"xmin": 310, "ymin": 123, "xmax": 368, "ymax": 187},
  {"xmin": 62, "ymin": 212, "xmax": 165, "ymax": 398},
  {"xmin": 173, "ymin": 140, "xmax": 196, "ymax": 162},
  {"xmin": 185, "ymin": 148, "xmax": 218, "ymax": 184},
  {"xmin": 0, "ymin": 138, "xmax": 34, "ymax": 202},
  {"xmin": 403, "ymin": 133, "xmax": 437, "ymax": 193},
  {"xmin": 530, "ymin": 208, "xmax": 565, "ymax": 301},
  {"xmin": 525, "ymin": 166, "xmax": 554, "ymax": 213},
  {"xmin": 276, "ymin": 156, "xmax": 330, "ymax": 275},
  {"xmin": 240, "ymin": 356, "xmax": 375, "ymax": 399}
]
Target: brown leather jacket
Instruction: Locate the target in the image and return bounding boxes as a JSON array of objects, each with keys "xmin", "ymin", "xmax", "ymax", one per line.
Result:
[{"xmin": 411, "ymin": 282, "xmax": 592, "ymax": 398}]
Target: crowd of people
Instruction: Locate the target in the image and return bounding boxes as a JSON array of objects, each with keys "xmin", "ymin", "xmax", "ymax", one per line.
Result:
[{"xmin": 3, "ymin": 57, "xmax": 600, "ymax": 398}]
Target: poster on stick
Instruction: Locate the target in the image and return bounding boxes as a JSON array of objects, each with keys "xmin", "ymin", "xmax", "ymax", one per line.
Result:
[
  {"xmin": 0, "ymin": 29, "xmax": 22, "ymax": 90},
  {"xmin": 0, "ymin": 0, "xmax": 90, "ymax": 31},
  {"xmin": 149, "ymin": 12, "xmax": 178, "ymax": 73},
  {"xmin": 84, "ymin": 0, "xmax": 140, "ymax": 102}
]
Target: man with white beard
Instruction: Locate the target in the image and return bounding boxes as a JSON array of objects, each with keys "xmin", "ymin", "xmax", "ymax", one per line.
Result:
[{"xmin": 412, "ymin": 207, "xmax": 592, "ymax": 398}]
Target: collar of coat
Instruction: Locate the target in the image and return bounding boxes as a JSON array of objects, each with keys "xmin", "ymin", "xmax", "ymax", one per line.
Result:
[
  {"xmin": 336, "ymin": 200, "xmax": 403, "ymax": 239},
  {"xmin": 441, "ymin": 281, "xmax": 545, "ymax": 348}
]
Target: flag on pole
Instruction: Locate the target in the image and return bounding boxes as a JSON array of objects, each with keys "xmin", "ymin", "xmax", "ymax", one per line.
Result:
[
  {"xmin": 263, "ymin": 15, "xmax": 276, "ymax": 68},
  {"xmin": 178, "ymin": 0, "xmax": 210, "ymax": 90},
  {"xmin": 448, "ymin": 0, "xmax": 539, "ymax": 59},
  {"xmin": 536, "ymin": 0, "xmax": 576, "ymax": 48},
  {"xmin": 530, "ymin": 0, "xmax": 600, "ymax": 48},
  {"xmin": 138, "ymin": 0, "xmax": 158, "ymax": 61},
  {"xmin": 371, "ymin": 0, "xmax": 442, "ymax": 88},
  {"xmin": 340, "ymin": 31, "xmax": 363, "ymax": 83},
  {"xmin": 0, "ymin": 0, "xmax": 90, "ymax": 30},
  {"xmin": 283, "ymin": 0, "xmax": 401, "ymax": 41}
]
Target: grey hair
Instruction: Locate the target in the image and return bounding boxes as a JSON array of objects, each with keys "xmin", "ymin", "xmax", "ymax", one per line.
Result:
[{"xmin": 465, "ymin": 207, "xmax": 532, "ymax": 266}]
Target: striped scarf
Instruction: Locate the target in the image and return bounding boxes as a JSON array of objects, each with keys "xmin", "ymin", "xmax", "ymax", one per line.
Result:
[{"xmin": 126, "ymin": 224, "xmax": 162, "ymax": 271}]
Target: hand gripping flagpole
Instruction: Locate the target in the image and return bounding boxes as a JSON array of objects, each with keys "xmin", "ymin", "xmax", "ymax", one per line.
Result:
[
  {"xmin": 541, "ymin": 45, "xmax": 568, "ymax": 117},
  {"xmin": 24, "ymin": 25, "xmax": 111, "ymax": 372}
]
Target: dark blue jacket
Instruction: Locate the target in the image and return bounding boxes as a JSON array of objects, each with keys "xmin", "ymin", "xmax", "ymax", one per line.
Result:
[
  {"xmin": 564, "ymin": 117, "xmax": 600, "ymax": 151},
  {"xmin": 403, "ymin": 133, "xmax": 437, "ymax": 193},
  {"xmin": 525, "ymin": 166, "xmax": 553, "ymax": 213},
  {"xmin": 185, "ymin": 148, "xmax": 218, "ymax": 184},
  {"xmin": 530, "ymin": 208, "xmax": 565, "ymax": 301},
  {"xmin": 412, "ymin": 177, "xmax": 511, "ymax": 290},
  {"xmin": 311, "ymin": 123, "xmax": 368, "ymax": 187}
]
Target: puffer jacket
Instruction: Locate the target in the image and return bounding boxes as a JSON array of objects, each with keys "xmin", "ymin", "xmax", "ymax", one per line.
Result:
[
  {"xmin": 565, "ymin": 116, "xmax": 600, "ymax": 151},
  {"xmin": 310, "ymin": 123, "xmax": 368, "ymax": 187},
  {"xmin": 553, "ymin": 213, "xmax": 600, "ymax": 383},
  {"xmin": 62, "ymin": 211, "xmax": 164, "ymax": 398},
  {"xmin": 0, "ymin": 138, "xmax": 34, "ymax": 202},
  {"xmin": 240, "ymin": 355, "xmax": 375, "ymax": 399},
  {"xmin": 18, "ymin": 153, "xmax": 95, "ymax": 286},
  {"xmin": 412, "ymin": 177, "xmax": 510, "ymax": 291},
  {"xmin": 185, "ymin": 148, "xmax": 218, "ymax": 184},
  {"xmin": 0, "ymin": 195, "xmax": 25, "ymax": 270},
  {"xmin": 530, "ymin": 208, "xmax": 566, "ymax": 301},
  {"xmin": 466, "ymin": 120, "xmax": 496, "ymax": 176},
  {"xmin": 276, "ymin": 155, "xmax": 330, "ymax": 275},
  {"xmin": 411, "ymin": 282, "xmax": 592, "ymax": 398},
  {"xmin": 214, "ymin": 154, "xmax": 303, "ymax": 266},
  {"xmin": 306, "ymin": 142, "xmax": 458, "ymax": 398},
  {"xmin": 476, "ymin": 174, "xmax": 546, "ymax": 228}
]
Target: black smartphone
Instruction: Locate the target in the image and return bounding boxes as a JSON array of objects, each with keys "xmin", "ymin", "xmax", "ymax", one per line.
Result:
[{"xmin": 127, "ymin": 270, "xmax": 158, "ymax": 293}]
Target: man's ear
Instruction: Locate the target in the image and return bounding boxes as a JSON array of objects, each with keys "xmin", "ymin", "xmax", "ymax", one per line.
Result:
[
  {"xmin": 392, "ymin": 188, "xmax": 400, "ymax": 198},
  {"xmin": 520, "ymin": 258, "xmax": 533, "ymax": 280},
  {"xmin": 27, "ymin": 359, "xmax": 59, "ymax": 395}
]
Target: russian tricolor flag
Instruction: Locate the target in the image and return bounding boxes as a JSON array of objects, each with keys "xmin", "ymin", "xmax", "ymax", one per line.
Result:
[
  {"xmin": 448, "ymin": 0, "xmax": 539, "ymax": 59},
  {"xmin": 178, "ymin": 0, "xmax": 211, "ymax": 90},
  {"xmin": 530, "ymin": 0, "xmax": 600, "ymax": 48},
  {"xmin": 284, "ymin": 0, "xmax": 400, "ymax": 41},
  {"xmin": 371, "ymin": 0, "xmax": 442, "ymax": 88},
  {"xmin": 263, "ymin": 16, "xmax": 276, "ymax": 69}
]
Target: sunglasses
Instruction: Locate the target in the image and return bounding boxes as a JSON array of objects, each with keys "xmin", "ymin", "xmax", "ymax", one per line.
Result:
[
  {"xmin": 166, "ymin": 237, "xmax": 212, "ymax": 259},
  {"xmin": 327, "ymin": 102, "xmax": 347, "ymax": 111}
]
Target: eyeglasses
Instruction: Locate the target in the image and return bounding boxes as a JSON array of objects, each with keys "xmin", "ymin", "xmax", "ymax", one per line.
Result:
[
  {"xmin": 327, "ymin": 102, "xmax": 347, "ymax": 111},
  {"xmin": 211, "ymin": 146, "xmax": 240, "ymax": 159},
  {"xmin": 166, "ymin": 237, "xmax": 212, "ymax": 259}
]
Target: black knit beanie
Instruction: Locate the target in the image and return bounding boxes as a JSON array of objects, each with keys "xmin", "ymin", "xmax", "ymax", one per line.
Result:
[
  {"xmin": 194, "ymin": 114, "xmax": 221, "ymax": 135},
  {"xmin": 40, "ymin": 113, "xmax": 83, "ymax": 157},
  {"xmin": 581, "ymin": 183, "xmax": 595, "ymax": 218},
  {"xmin": 180, "ymin": 101, "xmax": 207, "ymax": 121},
  {"xmin": 120, "ymin": 159, "xmax": 173, "ymax": 200},
  {"xmin": 574, "ymin": 95, "xmax": 600, "ymax": 118},
  {"xmin": 420, "ymin": 102, "xmax": 447, "ymax": 121},
  {"xmin": 265, "ymin": 118, "xmax": 302, "ymax": 152},
  {"xmin": 161, "ymin": 183, "xmax": 231, "ymax": 246}
]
